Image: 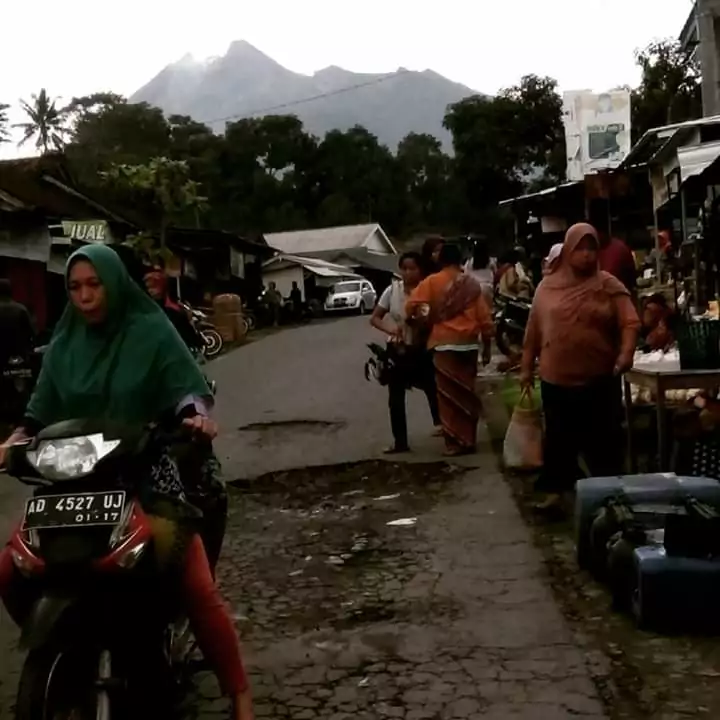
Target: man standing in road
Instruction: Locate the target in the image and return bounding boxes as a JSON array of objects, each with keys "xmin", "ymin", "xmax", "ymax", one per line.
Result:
[
  {"xmin": 0, "ymin": 278, "xmax": 34, "ymax": 363},
  {"xmin": 265, "ymin": 282, "xmax": 283, "ymax": 327}
]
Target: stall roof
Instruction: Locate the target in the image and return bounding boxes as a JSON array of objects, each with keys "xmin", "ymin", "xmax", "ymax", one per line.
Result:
[
  {"xmin": 498, "ymin": 181, "xmax": 583, "ymax": 208},
  {"xmin": 263, "ymin": 253, "xmax": 360, "ymax": 279},
  {"xmin": 677, "ymin": 140, "xmax": 720, "ymax": 184},
  {"xmin": 619, "ymin": 116, "xmax": 720, "ymax": 171},
  {"xmin": 299, "ymin": 247, "xmax": 400, "ymax": 275}
]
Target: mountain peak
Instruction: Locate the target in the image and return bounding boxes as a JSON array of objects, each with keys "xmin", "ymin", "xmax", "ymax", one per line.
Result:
[
  {"xmin": 131, "ymin": 44, "xmax": 477, "ymax": 152},
  {"xmin": 226, "ymin": 40, "xmax": 273, "ymax": 61}
]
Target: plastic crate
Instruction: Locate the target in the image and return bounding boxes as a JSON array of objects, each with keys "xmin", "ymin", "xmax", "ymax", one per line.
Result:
[{"xmin": 677, "ymin": 319, "xmax": 720, "ymax": 370}]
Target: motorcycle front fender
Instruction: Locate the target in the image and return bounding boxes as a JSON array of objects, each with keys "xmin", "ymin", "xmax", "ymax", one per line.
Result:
[{"xmin": 20, "ymin": 595, "xmax": 77, "ymax": 651}]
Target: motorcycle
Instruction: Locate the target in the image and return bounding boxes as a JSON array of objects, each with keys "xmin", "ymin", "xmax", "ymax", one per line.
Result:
[
  {"xmin": 180, "ymin": 303, "xmax": 224, "ymax": 359},
  {"xmin": 494, "ymin": 293, "xmax": 532, "ymax": 358},
  {"xmin": 0, "ymin": 348, "xmax": 46, "ymax": 427},
  {"xmin": 191, "ymin": 347, "xmax": 217, "ymax": 397},
  {"xmin": 3, "ymin": 420, "xmax": 209, "ymax": 720}
]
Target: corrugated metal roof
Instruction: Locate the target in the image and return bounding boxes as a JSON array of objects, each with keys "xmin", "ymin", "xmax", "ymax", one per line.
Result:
[
  {"xmin": 678, "ymin": 140, "xmax": 720, "ymax": 183},
  {"xmin": 620, "ymin": 116, "xmax": 720, "ymax": 170},
  {"xmin": 263, "ymin": 253, "xmax": 360, "ymax": 276},
  {"xmin": 264, "ymin": 223, "xmax": 394, "ymax": 254},
  {"xmin": 498, "ymin": 181, "xmax": 583, "ymax": 207}
]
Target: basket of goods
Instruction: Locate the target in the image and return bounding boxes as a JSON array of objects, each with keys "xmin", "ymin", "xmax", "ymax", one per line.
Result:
[{"xmin": 212, "ymin": 294, "xmax": 246, "ymax": 343}]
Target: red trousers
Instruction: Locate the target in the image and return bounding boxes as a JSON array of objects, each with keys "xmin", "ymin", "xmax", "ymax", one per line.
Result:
[{"xmin": 0, "ymin": 534, "xmax": 247, "ymax": 696}]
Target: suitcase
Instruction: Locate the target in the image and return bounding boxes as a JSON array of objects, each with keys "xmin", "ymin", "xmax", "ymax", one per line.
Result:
[
  {"xmin": 630, "ymin": 546, "xmax": 720, "ymax": 631},
  {"xmin": 575, "ymin": 474, "xmax": 720, "ymax": 569},
  {"xmin": 584, "ymin": 491, "xmax": 720, "ymax": 630}
]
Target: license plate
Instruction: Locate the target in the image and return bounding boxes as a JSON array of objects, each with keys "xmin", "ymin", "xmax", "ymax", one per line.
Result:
[
  {"xmin": 23, "ymin": 491, "xmax": 126, "ymax": 530},
  {"xmin": 3, "ymin": 368, "xmax": 31, "ymax": 378}
]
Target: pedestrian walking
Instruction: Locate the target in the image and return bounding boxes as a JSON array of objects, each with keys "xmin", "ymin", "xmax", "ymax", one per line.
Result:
[
  {"xmin": 421, "ymin": 235, "xmax": 444, "ymax": 276},
  {"xmin": 520, "ymin": 223, "xmax": 640, "ymax": 514},
  {"xmin": 371, "ymin": 252, "xmax": 442, "ymax": 453},
  {"xmin": 408, "ymin": 243, "xmax": 494, "ymax": 457},
  {"xmin": 464, "ymin": 240, "xmax": 494, "ymax": 306}
]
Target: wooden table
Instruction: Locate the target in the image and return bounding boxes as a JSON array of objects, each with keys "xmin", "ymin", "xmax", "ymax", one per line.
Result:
[{"xmin": 624, "ymin": 367, "xmax": 720, "ymax": 471}]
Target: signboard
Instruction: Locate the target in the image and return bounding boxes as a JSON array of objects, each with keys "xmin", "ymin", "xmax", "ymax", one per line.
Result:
[
  {"xmin": 58, "ymin": 220, "xmax": 113, "ymax": 245},
  {"xmin": 562, "ymin": 90, "xmax": 632, "ymax": 181}
]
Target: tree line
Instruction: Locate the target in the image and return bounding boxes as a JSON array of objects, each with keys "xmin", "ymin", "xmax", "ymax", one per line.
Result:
[{"xmin": 0, "ymin": 40, "xmax": 702, "ymax": 242}]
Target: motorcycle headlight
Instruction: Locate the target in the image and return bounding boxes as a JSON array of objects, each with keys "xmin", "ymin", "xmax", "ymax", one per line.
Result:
[{"xmin": 26, "ymin": 434, "xmax": 121, "ymax": 480}]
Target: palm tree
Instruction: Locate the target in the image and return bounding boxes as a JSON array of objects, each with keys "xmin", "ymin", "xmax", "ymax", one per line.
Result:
[
  {"xmin": 14, "ymin": 89, "xmax": 67, "ymax": 153},
  {"xmin": 0, "ymin": 103, "xmax": 10, "ymax": 144}
]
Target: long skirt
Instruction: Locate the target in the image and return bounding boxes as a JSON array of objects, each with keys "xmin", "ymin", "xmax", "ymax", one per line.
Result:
[
  {"xmin": 434, "ymin": 349, "xmax": 480, "ymax": 451},
  {"xmin": 537, "ymin": 375, "xmax": 624, "ymax": 494}
]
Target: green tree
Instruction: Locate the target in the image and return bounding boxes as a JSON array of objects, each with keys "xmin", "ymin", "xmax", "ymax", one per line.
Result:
[
  {"xmin": 102, "ymin": 158, "xmax": 207, "ymax": 253},
  {"xmin": 212, "ymin": 115, "xmax": 317, "ymax": 232},
  {"xmin": 444, "ymin": 74, "xmax": 565, "ymax": 217},
  {"xmin": 313, "ymin": 126, "xmax": 399, "ymax": 230},
  {"xmin": 67, "ymin": 97, "xmax": 171, "ymax": 178},
  {"xmin": 0, "ymin": 103, "xmax": 10, "ymax": 144},
  {"xmin": 14, "ymin": 89, "xmax": 68, "ymax": 153},
  {"xmin": 631, "ymin": 38, "xmax": 702, "ymax": 141},
  {"xmin": 396, "ymin": 132, "xmax": 452, "ymax": 230}
]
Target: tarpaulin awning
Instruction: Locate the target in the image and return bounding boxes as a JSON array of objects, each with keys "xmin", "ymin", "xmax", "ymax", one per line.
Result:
[
  {"xmin": 305, "ymin": 264, "xmax": 356, "ymax": 278},
  {"xmin": 677, "ymin": 140, "xmax": 720, "ymax": 183}
]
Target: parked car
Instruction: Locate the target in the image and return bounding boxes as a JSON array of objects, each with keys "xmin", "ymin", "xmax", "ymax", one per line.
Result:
[{"xmin": 324, "ymin": 280, "xmax": 377, "ymax": 315}]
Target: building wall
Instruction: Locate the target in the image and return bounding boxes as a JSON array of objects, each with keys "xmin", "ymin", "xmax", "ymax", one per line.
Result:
[
  {"xmin": 262, "ymin": 265, "xmax": 305, "ymax": 300},
  {"xmin": 696, "ymin": 0, "xmax": 720, "ymax": 116},
  {"xmin": 363, "ymin": 229, "xmax": 391, "ymax": 254}
]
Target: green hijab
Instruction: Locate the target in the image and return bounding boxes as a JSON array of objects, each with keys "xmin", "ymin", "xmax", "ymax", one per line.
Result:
[{"xmin": 27, "ymin": 244, "xmax": 210, "ymax": 427}]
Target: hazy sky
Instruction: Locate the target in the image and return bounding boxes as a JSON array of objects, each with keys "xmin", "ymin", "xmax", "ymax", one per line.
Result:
[{"xmin": 1, "ymin": 0, "xmax": 694, "ymax": 156}]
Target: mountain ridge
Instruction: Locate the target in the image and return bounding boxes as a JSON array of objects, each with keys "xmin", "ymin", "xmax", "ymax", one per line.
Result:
[{"xmin": 130, "ymin": 40, "xmax": 479, "ymax": 150}]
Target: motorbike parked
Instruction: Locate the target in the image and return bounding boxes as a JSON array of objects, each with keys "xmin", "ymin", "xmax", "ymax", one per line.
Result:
[
  {"xmin": 494, "ymin": 293, "xmax": 532, "ymax": 358},
  {"xmin": 3, "ymin": 420, "xmax": 210, "ymax": 720},
  {"xmin": 180, "ymin": 302, "xmax": 224, "ymax": 359},
  {"xmin": 0, "ymin": 347, "xmax": 46, "ymax": 427}
]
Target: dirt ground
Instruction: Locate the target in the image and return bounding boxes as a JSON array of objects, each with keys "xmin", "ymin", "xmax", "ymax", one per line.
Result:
[{"xmin": 478, "ymin": 374, "xmax": 720, "ymax": 720}]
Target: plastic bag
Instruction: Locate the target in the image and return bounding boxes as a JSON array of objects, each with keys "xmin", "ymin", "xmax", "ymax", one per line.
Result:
[{"xmin": 503, "ymin": 388, "xmax": 543, "ymax": 471}]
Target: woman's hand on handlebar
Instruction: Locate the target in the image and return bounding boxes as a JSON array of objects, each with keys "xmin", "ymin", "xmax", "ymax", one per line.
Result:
[{"xmin": 182, "ymin": 415, "xmax": 218, "ymax": 440}]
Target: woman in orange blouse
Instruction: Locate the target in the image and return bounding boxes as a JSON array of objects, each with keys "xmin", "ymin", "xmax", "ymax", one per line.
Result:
[
  {"xmin": 407, "ymin": 243, "xmax": 494, "ymax": 456},
  {"xmin": 520, "ymin": 223, "xmax": 640, "ymax": 513}
]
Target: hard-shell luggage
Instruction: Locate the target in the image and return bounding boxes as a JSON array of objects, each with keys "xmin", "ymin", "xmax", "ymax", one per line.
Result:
[
  {"xmin": 577, "ymin": 478, "xmax": 720, "ymax": 631},
  {"xmin": 630, "ymin": 546, "xmax": 720, "ymax": 631},
  {"xmin": 575, "ymin": 474, "xmax": 720, "ymax": 569}
]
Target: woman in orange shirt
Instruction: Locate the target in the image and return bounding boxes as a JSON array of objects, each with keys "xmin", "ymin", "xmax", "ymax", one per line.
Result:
[{"xmin": 407, "ymin": 243, "xmax": 494, "ymax": 456}]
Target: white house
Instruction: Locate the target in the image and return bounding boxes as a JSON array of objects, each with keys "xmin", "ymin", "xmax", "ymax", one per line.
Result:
[
  {"xmin": 264, "ymin": 223, "xmax": 396, "ymax": 256},
  {"xmin": 261, "ymin": 254, "xmax": 360, "ymax": 301}
]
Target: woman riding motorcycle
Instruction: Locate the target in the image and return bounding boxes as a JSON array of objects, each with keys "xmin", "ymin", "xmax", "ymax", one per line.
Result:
[{"xmin": 0, "ymin": 245, "xmax": 253, "ymax": 720}]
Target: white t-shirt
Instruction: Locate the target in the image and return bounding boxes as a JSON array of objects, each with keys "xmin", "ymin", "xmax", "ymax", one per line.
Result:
[{"xmin": 377, "ymin": 281, "xmax": 412, "ymax": 343}]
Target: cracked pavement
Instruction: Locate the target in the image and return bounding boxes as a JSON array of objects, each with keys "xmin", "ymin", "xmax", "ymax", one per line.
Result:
[
  {"xmin": 188, "ymin": 316, "xmax": 607, "ymax": 719},
  {"xmin": 0, "ymin": 316, "xmax": 607, "ymax": 718}
]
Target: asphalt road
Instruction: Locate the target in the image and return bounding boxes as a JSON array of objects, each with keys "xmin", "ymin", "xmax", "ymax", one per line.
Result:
[
  {"xmin": 0, "ymin": 315, "xmax": 607, "ymax": 719},
  {"xmin": 209, "ymin": 315, "xmax": 447, "ymax": 479}
]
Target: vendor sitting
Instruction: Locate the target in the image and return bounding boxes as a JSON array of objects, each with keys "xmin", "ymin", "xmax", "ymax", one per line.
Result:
[{"xmin": 639, "ymin": 293, "xmax": 675, "ymax": 352}]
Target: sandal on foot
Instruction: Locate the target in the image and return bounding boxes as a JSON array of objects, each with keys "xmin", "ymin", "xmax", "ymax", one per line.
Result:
[{"xmin": 384, "ymin": 445, "xmax": 410, "ymax": 455}]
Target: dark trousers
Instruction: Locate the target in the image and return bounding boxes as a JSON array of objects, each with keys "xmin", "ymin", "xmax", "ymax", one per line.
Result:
[
  {"xmin": 538, "ymin": 375, "xmax": 624, "ymax": 494},
  {"xmin": 388, "ymin": 351, "xmax": 440, "ymax": 448}
]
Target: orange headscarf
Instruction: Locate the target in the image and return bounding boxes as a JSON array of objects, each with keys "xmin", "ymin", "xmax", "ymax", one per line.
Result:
[{"xmin": 537, "ymin": 222, "xmax": 630, "ymax": 327}]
